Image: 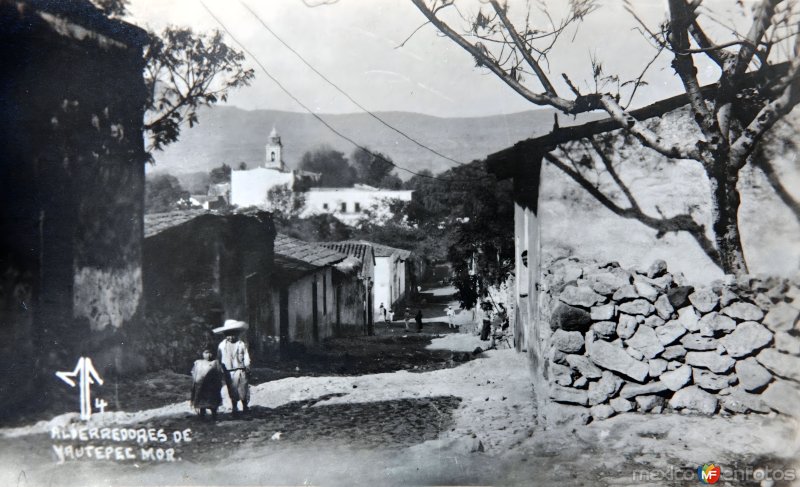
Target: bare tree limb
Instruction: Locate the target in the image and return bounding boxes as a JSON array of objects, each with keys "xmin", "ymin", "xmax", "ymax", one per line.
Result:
[
  {"xmin": 409, "ymin": 0, "xmax": 596, "ymax": 113},
  {"xmin": 396, "ymin": 20, "xmax": 431, "ymax": 49},
  {"xmin": 728, "ymin": 0, "xmax": 780, "ymax": 77},
  {"xmin": 489, "ymin": 0, "xmax": 557, "ymax": 95},
  {"xmin": 667, "ymin": 0, "xmax": 717, "ymax": 140},
  {"xmin": 752, "ymin": 154, "xmax": 800, "ymax": 221},
  {"xmin": 588, "ymin": 138, "xmax": 641, "ymax": 211},
  {"xmin": 599, "ymin": 94, "xmax": 699, "ymax": 159},
  {"xmin": 544, "ymin": 151, "xmax": 721, "ymax": 266},
  {"xmin": 730, "ymin": 33, "xmax": 800, "ymax": 165}
]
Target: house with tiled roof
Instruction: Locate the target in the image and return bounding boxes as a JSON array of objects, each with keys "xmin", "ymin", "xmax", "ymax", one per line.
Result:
[
  {"xmin": 143, "ymin": 211, "xmax": 276, "ymax": 367},
  {"xmin": 321, "ymin": 242, "xmax": 377, "ymax": 335},
  {"xmin": 271, "ymin": 234, "xmax": 372, "ymax": 345},
  {"xmin": 328, "ymin": 241, "xmax": 416, "ymax": 319}
]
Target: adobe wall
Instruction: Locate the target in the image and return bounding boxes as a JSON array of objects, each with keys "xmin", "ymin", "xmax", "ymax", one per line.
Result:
[
  {"xmin": 539, "ymin": 257, "xmax": 800, "ymax": 423},
  {"xmin": 0, "ymin": 3, "xmax": 147, "ymax": 417},
  {"xmin": 141, "ymin": 214, "xmax": 275, "ymax": 371}
]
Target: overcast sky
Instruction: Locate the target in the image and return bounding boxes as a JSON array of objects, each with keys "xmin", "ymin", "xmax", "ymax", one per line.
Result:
[{"xmin": 126, "ymin": 0, "xmax": 753, "ymax": 118}]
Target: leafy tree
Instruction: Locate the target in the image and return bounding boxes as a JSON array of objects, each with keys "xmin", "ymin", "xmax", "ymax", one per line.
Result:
[
  {"xmin": 266, "ymin": 184, "xmax": 306, "ymax": 220},
  {"xmin": 277, "ymin": 214, "xmax": 353, "ymax": 242},
  {"xmin": 410, "ymin": 0, "xmax": 800, "ymax": 276},
  {"xmin": 357, "ymin": 162, "xmax": 514, "ymax": 308},
  {"xmin": 209, "ymin": 163, "xmax": 232, "ymax": 184},
  {"xmin": 145, "ymin": 174, "xmax": 189, "ymax": 213},
  {"xmin": 92, "ymin": 0, "xmax": 128, "ymax": 17},
  {"xmin": 143, "ymin": 27, "xmax": 255, "ymax": 152},
  {"xmin": 299, "ymin": 147, "xmax": 357, "ymax": 187},
  {"xmin": 91, "ymin": 0, "xmax": 255, "ymax": 155},
  {"xmin": 351, "ymin": 148, "xmax": 403, "ymax": 188}
]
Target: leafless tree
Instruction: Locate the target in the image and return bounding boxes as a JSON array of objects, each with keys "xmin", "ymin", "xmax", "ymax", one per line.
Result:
[{"xmin": 409, "ymin": 0, "xmax": 800, "ymax": 276}]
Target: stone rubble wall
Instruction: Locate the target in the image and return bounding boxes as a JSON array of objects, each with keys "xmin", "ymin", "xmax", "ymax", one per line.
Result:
[{"xmin": 542, "ymin": 257, "xmax": 800, "ymax": 421}]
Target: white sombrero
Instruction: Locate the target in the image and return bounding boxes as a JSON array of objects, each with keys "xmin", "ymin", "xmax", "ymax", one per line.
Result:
[{"xmin": 212, "ymin": 319, "xmax": 249, "ymax": 335}]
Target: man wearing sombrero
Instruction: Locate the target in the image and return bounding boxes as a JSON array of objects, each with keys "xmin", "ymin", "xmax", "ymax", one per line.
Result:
[{"xmin": 213, "ymin": 319, "xmax": 251, "ymax": 416}]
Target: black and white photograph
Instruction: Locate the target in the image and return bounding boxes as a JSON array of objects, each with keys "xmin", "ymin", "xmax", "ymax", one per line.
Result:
[{"xmin": 1, "ymin": 0, "xmax": 799, "ymax": 485}]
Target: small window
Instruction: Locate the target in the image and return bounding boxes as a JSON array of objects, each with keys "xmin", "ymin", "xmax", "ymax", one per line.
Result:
[
  {"xmin": 270, "ymin": 151, "xmax": 276, "ymax": 161},
  {"xmin": 323, "ymin": 203, "xmax": 329, "ymax": 210},
  {"xmin": 354, "ymin": 202, "xmax": 361, "ymax": 212},
  {"xmin": 340, "ymin": 202, "xmax": 347, "ymax": 212}
]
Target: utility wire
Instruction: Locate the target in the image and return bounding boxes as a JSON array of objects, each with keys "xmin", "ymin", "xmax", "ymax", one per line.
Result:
[
  {"xmin": 240, "ymin": 0, "xmax": 467, "ymax": 167},
  {"xmin": 199, "ymin": 1, "xmax": 482, "ymax": 183}
]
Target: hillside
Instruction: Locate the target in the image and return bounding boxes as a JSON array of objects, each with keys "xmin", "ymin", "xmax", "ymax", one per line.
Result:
[{"xmin": 149, "ymin": 106, "xmax": 597, "ymax": 178}]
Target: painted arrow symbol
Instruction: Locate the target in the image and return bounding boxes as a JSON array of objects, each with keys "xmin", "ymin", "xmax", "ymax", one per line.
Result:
[{"xmin": 56, "ymin": 357, "xmax": 103, "ymax": 420}]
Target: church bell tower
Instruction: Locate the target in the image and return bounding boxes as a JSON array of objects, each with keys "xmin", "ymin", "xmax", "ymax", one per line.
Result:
[{"xmin": 264, "ymin": 126, "xmax": 284, "ymax": 170}]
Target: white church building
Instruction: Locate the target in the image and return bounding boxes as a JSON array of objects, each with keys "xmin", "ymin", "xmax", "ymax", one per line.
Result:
[
  {"xmin": 230, "ymin": 128, "xmax": 319, "ymax": 208},
  {"xmin": 302, "ymin": 185, "xmax": 413, "ymax": 225},
  {"xmin": 230, "ymin": 128, "xmax": 413, "ymax": 225}
]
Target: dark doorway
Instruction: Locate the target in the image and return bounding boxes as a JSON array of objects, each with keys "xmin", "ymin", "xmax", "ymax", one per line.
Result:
[
  {"xmin": 245, "ymin": 273, "xmax": 259, "ymax": 354},
  {"xmin": 312, "ymin": 277, "xmax": 319, "ymax": 343},
  {"xmin": 279, "ymin": 287, "xmax": 289, "ymax": 351},
  {"xmin": 335, "ymin": 284, "xmax": 341, "ymax": 335}
]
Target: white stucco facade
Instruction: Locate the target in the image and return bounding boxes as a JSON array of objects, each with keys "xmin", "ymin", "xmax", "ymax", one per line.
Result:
[
  {"xmin": 302, "ymin": 185, "xmax": 413, "ymax": 225},
  {"xmin": 230, "ymin": 167, "xmax": 294, "ymax": 208}
]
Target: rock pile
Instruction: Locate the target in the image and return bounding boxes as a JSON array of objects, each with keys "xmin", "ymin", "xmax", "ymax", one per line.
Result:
[{"xmin": 543, "ymin": 258, "xmax": 800, "ymax": 419}]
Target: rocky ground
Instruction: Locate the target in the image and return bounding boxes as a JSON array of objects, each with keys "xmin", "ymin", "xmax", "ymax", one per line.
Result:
[{"xmin": 1, "ymin": 285, "xmax": 798, "ymax": 486}]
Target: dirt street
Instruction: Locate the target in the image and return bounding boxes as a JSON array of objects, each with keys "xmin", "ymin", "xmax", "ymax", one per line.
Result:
[{"xmin": 1, "ymin": 285, "xmax": 798, "ymax": 486}]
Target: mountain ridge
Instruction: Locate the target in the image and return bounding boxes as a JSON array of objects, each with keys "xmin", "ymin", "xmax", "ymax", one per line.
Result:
[{"xmin": 150, "ymin": 105, "xmax": 600, "ymax": 179}]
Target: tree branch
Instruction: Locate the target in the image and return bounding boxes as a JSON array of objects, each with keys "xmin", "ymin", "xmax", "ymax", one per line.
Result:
[
  {"xmin": 544, "ymin": 151, "xmax": 722, "ymax": 266},
  {"xmin": 668, "ymin": 0, "xmax": 717, "ymax": 140},
  {"xmin": 752, "ymin": 154, "xmax": 800, "ymax": 222},
  {"xmin": 730, "ymin": 33, "xmax": 800, "ymax": 165},
  {"xmin": 728, "ymin": 0, "xmax": 780, "ymax": 77},
  {"xmin": 489, "ymin": 0, "xmax": 558, "ymax": 96},
  {"xmin": 409, "ymin": 0, "xmax": 595, "ymax": 113},
  {"xmin": 588, "ymin": 138, "xmax": 641, "ymax": 211},
  {"xmin": 599, "ymin": 94, "xmax": 699, "ymax": 159}
]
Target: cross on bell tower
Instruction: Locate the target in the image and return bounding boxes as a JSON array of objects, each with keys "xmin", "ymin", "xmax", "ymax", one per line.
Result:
[{"xmin": 265, "ymin": 126, "xmax": 284, "ymax": 170}]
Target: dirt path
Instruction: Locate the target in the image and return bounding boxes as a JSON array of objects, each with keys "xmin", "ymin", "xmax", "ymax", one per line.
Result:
[{"xmin": 2, "ymin": 284, "xmax": 798, "ymax": 486}]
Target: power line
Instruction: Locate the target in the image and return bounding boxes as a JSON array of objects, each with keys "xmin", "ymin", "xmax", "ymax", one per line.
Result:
[
  {"xmin": 198, "ymin": 1, "xmax": 481, "ymax": 183},
  {"xmin": 240, "ymin": 1, "xmax": 467, "ymax": 168}
]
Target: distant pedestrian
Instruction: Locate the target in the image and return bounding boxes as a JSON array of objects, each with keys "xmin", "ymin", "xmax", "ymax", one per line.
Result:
[
  {"xmin": 214, "ymin": 319, "xmax": 251, "ymax": 417},
  {"xmin": 404, "ymin": 307, "xmax": 411, "ymax": 331},
  {"xmin": 480, "ymin": 302, "xmax": 492, "ymax": 341},
  {"xmin": 379, "ymin": 303, "xmax": 387, "ymax": 322},
  {"xmin": 445, "ymin": 305, "xmax": 455, "ymax": 329},
  {"xmin": 415, "ymin": 309, "xmax": 423, "ymax": 332},
  {"xmin": 497, "ymin": 303, "xmax": 509, "ymax": 332},
  {"xmin": 190, "ymin": 346, "xmax": 223, "ymax": 420},
  {"xmin": 387, "ymin": 308, "xmax": 395, "ymax": 322}
]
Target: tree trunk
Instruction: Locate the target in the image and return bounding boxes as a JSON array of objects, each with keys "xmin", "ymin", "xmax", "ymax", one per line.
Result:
[{"xmin": 707, "ymin": 161, "xmax": 749, "ymax": 276}]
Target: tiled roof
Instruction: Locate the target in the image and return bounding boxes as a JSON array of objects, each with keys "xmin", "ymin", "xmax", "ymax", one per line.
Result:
[
  {"xmin": 321, "ymin": 242, "xmax": 374, "ymax": 263},
  {"xmin": 336, "ymin": 240, "xmax": 412, "ymax": 259},
  {"xmin": 274, "ymin": 234, "xmax": 347, "ymax": 268},
  {"xmin": 144, "ymin": 210, "xmax": 208, "ymax": 238}
]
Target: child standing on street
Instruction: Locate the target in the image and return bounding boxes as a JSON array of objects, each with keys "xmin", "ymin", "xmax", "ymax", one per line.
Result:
[{"xmin": 190, "ymin": 347, "xmax": 223, "ymax": 420}]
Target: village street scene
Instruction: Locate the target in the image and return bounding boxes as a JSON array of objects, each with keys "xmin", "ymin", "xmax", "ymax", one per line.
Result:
[{"xmin": 1, "ymin": 0, "xmax": 800, "ymax": 485}]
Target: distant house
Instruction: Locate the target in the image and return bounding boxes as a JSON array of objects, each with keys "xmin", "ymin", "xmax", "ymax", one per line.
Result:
[
  {"xmin": 143, "ymin": 211, "xmax": 276, "ymax": 368},
  {"xmin": 321, "ymin": 242, "xmax": 376, "ymax": 335},
  {"xmin": 302, "ymin": 184, "xmax": 414, "ymax": 225},
  {"xmin": 0, "ymin": 0, "xmax": 149, "ymax": 416},
  {"xmin": 230, "ymin": 128, "xmax": 319, "ymax": 208},
  {"xmin": 330, "ymin": 241, "xmax": 414, "ymax": 317},
  {"xmin": 188, "ymin": 194, "xmax": 227, "ymax": 210},
  {"xmin": 272, "ymin": 234, "xmax": 371, "ymax": 348}
]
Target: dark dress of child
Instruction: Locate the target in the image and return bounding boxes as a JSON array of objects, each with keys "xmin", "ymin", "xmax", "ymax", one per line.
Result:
[{"xmin": 191, "ymin": 357, "xmax": 223, "ymax": 413}]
